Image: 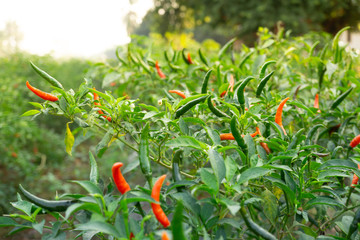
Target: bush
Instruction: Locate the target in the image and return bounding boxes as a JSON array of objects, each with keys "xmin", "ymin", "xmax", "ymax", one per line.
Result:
[{"xmin": 1, "ymin": 27, "xmax": 360, "ymax": 239}]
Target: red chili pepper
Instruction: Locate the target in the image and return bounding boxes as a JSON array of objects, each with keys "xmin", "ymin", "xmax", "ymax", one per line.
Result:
[
  {"xmin": 129, "ymin": 232, "xmax": 135, "ymax": 239},
  {"xmin": 250, "ymin": 127, "xmax": 260, "ymax": 138},
  {"xmin": 275, "ymin": 97, "xmax": 289, "ymax": 135},
  {"xmin": 93, "ymin": 88, "xmax": 112, "ymax": 122},
  {"xmin": 162, "ymin": 231, "xmax": 170, "ymax": 240},
  {"xmin": 220, "ymin": 90, "xmax": 227, "ymax": 98},
  {"xmin": 258, "ymin": 127, "xmax": 271, "ymax": 154},
  {"xmin": 112, "ymin": 162, "xmax": 131, "ymax": 194},
  {"xmin": 155, "ymin": 61, "xmax": 166, "ymax": 79},
  {"xmin": 151, "ymin": 175, "xmax": 170, "ymax": 228},
  {"xmin": 352, "ymin": 164, "xmax": 360, "ymax": 188},
  {"xmin": 350, "ymin": 134, "xmax": 360, "ymax": 148},
  {"xmin": 26, "ymin": 81, "xmax": 58, "ymax": 102},
  {"xmin": 220, "ymin": 133, "xmax": 235, "ymax": 140},
  {"xmin": 314, "ymin": 94, "xmax": 321, "ymax": 113},
  {"xmin": 187, "ymin": 53, "xmax": 193, "ymax": 64},
  {"xmin": 168, "ymin": 90, "xmax": 186, "ymax": 99}
]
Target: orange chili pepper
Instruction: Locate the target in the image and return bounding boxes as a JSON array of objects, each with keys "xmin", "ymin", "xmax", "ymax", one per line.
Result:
[
  {"xmin": 93, "ymin": 88, "xmax": 112, "ymax": 122},
  {"xmin": 187, "ymin": 53, "xmax": 193, "ymax": 64},
  {"xmin": 352, "ymin": 164, "xmax": 360, "ymax": 188},
  {"xmin": 129, "ymin": 232, "xmax": 135, "ymax": 239},
  {"xmin": 250, "ymin": 127, "xmax": 260, "ymax": 138},
  {"xmin": 151, "ymin": 175, "xmax": 170, "ymax": 228},
  {"xmin": 257, "ymin": 127, "xmax": 271, "ymax": 154},
  {"xmin": 155, "ymin": 61, "xmax": 166, "ymax": 79},
  {"xmin": 314, "ymin": 94, "xmax": 321, "ymax": 113},
  {"xmin": 229, "ymin": 74, "xmax": 235, "ymax": 93},
  {"xmin": 112, "ymin": 162, "xmax": 131, "ymax": 194},
  {"xmin": 162, "ymin": 231, "xmax": 170, "ymax": 240},
  {"xmin": 350, "ymin": 134, "xmax": 360, "ymax": 148},
  {"xmin": 26, "ymin": 81, "xmax": 58, "ymax": 102},
  {"xmin": 275, "ymin": 97, "xmax": 289, "ymax": 135},
  {"xmin": 168, "ymin": 90, "xmax": 186, "ymax": 99},
  {"xmin": 220, "ymin": 133, "xmax": 235, "ymax": 140},
  {"xmin": 220, "ymin": 90, "xmax": 227, "ymax": 98}
]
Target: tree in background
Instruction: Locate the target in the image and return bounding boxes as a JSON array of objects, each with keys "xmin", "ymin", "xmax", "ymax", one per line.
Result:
[{"xmin": 135, "ymin": 0, "xmax": 360, "ymax": 44}]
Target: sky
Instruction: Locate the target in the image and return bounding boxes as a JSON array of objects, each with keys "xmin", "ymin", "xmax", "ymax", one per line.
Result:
[{"xmin": 0, "ymin": 0, "xmax": 153, "ymax": 58}]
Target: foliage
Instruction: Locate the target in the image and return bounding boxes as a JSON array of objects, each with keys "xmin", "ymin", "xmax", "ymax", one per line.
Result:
[
  {"xmin": 136, "ymin": 0, "xmax": 360, "ymax": 44},
  {"xmin": 2, "ymin": 27, "xmax": 360, "ymax": 239}
]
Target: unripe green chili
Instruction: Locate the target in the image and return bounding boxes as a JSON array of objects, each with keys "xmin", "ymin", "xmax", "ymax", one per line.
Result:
[
  {"xmin": 164, "ymin": 50, "xmax": 171, "ymax": 63},
  {"xmin": 256, "ymin": 71, "xmax": 274, "ymax": 98},
  {"xmin": 259, "ymin": 60, "xmax": 276, "ymax": 79},
  {"xmin": 201, "ymin": 69, "xmax": 213, "ymax": 94},
  {"xmin": 175, "ymin": 95, "xmax": 208, "ymax": 119},
  {"xmin": 218, "ymin": 37, "xmax": 236, "ymax": 59},
  {"xmin": 230, "ymin": 116, "xmax": 247, "ymax": 154},
  {"xmin": 198, "ymin": 48, "xmax": 209, "ymax": 66},
  {"xmin": 236, "ymin": 76, "xmax": 254, "ymax": 113},
  {"xmin": 330, "ymin": 87, "xmax": 353, "ymax": 110},
  {"xmin": 309, "ymin": 41, "xmax": 320, "ymax": 57},
  {"xmin": 240, "ymin": 207, "xmax": 277, "ymax": 240},
  {"xmin": 140, "ymin": 123, "xmax": 152, "ymax": 186},
  {"xmin": 19, "ymin": 184, "xmax": 77, "ymax": 212},
  {"xmin": 172, "ymin": 150, "xmax": 185, "ymax": 192},
  {"xmin": 207, "ymin": 96, "xmax": 230, "ymax": 118},
  {"xmin": 305, "ymin": 124, "xmax": 324, "ymax": 145},
  {"xmin": 239, "ymin": 51, "xmax": 254, "ymax": 69},
  {"xmin": 115, "ymin": 47, "xmax": 128, "ymax": 66},
  {"xmin": 287, "ymin": 128, "xmax": 304, "ymax": 150},
  {"xmin": 30, "ymin": 62, "xmax": 64, "ymax": 89}
]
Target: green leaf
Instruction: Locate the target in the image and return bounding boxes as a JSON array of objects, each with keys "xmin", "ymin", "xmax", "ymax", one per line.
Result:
[
  {"xmin": 200, "ymin": 168, "xmax": 218, "ymax": 194},
  {"xmin": 261, "ymin": 189, "xmax": 278, "ymax": 226},
  {"xmin": 305, "ymin": 196, "xmax": 344, "ymax": 209},
  {"xmin": 166, "ymin": 136, "xmax": 209, "ymax": 150},
  {"xmin": 28, "ymin": 102, "xmax": 44, "ymax": 109},
  {"xmin": 11, "ymin": 200, "xmax": 32, "ymax": 216},
  {"xmin": 125, "ymin": 191, "xmax": 157, "ymax": 204},
  {"xmin": 74, "ymin": 117, "xmax": 89, "ymax": 128},
  {"xmin": 71, "ymin": 180, "xmax": 102, "ymax": 195},
  {"xmin": 76, "ymin": 221, "xmax": 121, "ymax": 238},
  {"xmin": 288, "ymin": 100, "xmax": 315, "ymax": 117},
  {"xmin": 208, "ymin": 148, "xmax": 226, "ymax": 184},
  {"xmin": 95, "ymin": 129, "xmax": 113, "ymax": 157},
  {"xmin": 172, "ymin": 192, "xmax": 200, "ymax": 216},
  {"xmin": 238, "ymin": 167, "xmax": 271, "ymax": 184},
  {"xmin": 172, "ymin": 201, "xmax": 187, "ymax": 240},
  {"xmin": 32, "ymin": 219, "xmax": 45, "ymax": 234},
  {"xmin": 89, "ymin": 152, "xmax": 99, "ymax": 185},
  {"xmin": 0, "ymin": 217, "xmax": 21, "ymax": 227},
  {"xmin": 224, "ymin": 156, "xmax": 237, "ymax": 182},
  {"xmin": 21, "ymin": 110, "xmax": 40, "ymax": 117},
  {"xmin": 65, "ymin": 202, "xmax": 101, "ymax": 219},
  {"xmin": 319, "ymin": 159, "xmax": 357, "ymax": 170},
  {"xmin": 219, "ymin": 198, "xmax": 240, "ymax": 216},
  {"xmin": 243, "ymin": 133, "xmax": 255, "ymax": 159},
  {"xmin": 65, "ymin": 122, "xmax": 74, "ymax": 156}
]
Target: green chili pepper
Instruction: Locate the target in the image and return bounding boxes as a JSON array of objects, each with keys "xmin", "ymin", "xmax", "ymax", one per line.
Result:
[
  {"xmin": 198, "ymin": 48, "xmax": 209, "ymax": 66},
  {"xmin": 330, "ymin": 87, "xmax": 353, "ymax": 110},
  {"xmin": 305, "ymin": 124, "xmax": 324, "ymax": 145},
  {"xmin": 239, "ymin": 51, "xmax": 254, "ymax": 69},
  {"xmin": 175, "ymin": 95, "xmax": 208, "ymax": 119},
  {"xmin": 240, "ymin": 207, "xmax": 277, "ymax": 240},
  {"xmin": 128, "ymin": 51, "xmax": 139, "ymax": 65},
  {"xmin": 236, "ymin": 76, "xmax": 255, "ymax": 113},
  {"xmin": 259, "ymin": 60, "xmax": 276, "ymax": 79},
  {"xmin": 207, "ymin": 96, "xmax": 230, "ymax": 118},
  {"xmin": 256, "ymin": 71, "xmax": 275, "ymax": 98},
  {"xmin": 218, "ymin": 37, "xmax": 236, "ymax": 59},
  {"xmin": 140, "ymin": 123, "xmax": 152, "ymax": 186},
  {"xmin": 164, "ymin": 50, "xmax": 171, "ymax": 63},
  {"xmin": 287, "ymin": 128, "xmax": 304, "ymax": 150},
  {"xmin": 19, "ymin": 184, "xmax": 77, "ymax": 212},
  {"xmin": 30, "ymin": 62, "xmax": 64, "ymax": 89},
  {"xmin": 182, "ymin": 48, "xmax": 189, "ymax": 64},
  {"xmin": 201, "ymin": 69, "xmax": 213, "ymax": 94},
  {"xmin": 172, "ymin": 150, "xmax": 185, "ymax": 192},
  {"xmin": 230, "ymin": 116, "xmax": 247, "ymax": 154},
  {"xmin": 115, "ymin": 47, "xmax": 128, "ymax": 66},
  {"xmin": 309, "ymin": 41, "xmax": 320, "ymax": 57},
  {"xmin": 138, "ymin": 57, "xmax": 151, "ymax": 74}
]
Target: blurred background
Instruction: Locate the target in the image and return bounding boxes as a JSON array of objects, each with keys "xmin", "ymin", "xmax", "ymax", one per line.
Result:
[{"xmin": 1, "ymin": 0, "xmax": 360, "ymax": 237}]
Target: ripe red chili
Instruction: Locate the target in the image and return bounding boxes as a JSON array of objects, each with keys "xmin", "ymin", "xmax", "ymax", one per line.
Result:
[
  {"xmin": 352, "ymin": 164, "xmax": 360, "ymax": 188},
  {"xmin": 275, "ymin": 97, "xmax": 289, "ymax": 135},
  {"xmin": 220, "ymin": 133, "xmax": 235, "ymax": 140},
  {"xmin": 168, "ymin": 90, "xmax": 186, "ymax": 99},
  {"xmin": 112, "ymin": 162, "xmax": 131, "ymax": 194},
  {"xmin": 155, "ymin": 61, "xmax": 166, "ymax": 79},
  {"xmin": 26, "ymin": 81, "xmax": 58, "ymax": 102},
  {"xmin": 187, "ymin": 52, "xmax": 193, "ymax": 64},
  {"xmin": 93, "ymin": 88, "xmax": 112, "ymax": 122},
  {"xmin": 350, "ymin": 134, "xmax": 360, "ymax": 148},
  {"xmin": 258, "ymin": 127, "xmax": 271, "ymax": 154},
  {"xmin": 151, "ymin": 175, "xmax": 170, "ymax": 228},
  {"xmin": 314, "ymin": 94, "xmax": 321, "ymax": 113},
  {"xmin": 129, "ymin": 232, "xmax": 135, "ymax": 239},
  {"xmin": 220, "ymin": 90, "xmax": 227, "ymax": 98}
]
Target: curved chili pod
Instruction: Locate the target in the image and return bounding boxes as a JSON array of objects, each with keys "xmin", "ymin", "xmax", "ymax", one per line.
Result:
[
  {"xmin": 26, "ymin": 81, "xmax": 59, "ymax": 102},
  {"xmin": 218, "ymin": 37, "xmax": 236, "ymax": 59},
  {"xmin": 140, "ymin": 123, "xmax": 152, "ymax": 186},
  {"xmin": 350, "ymin": 134, "xmax": 360, "ymax": 148},
  {"xmin": 172, "ymin": 150, "xmax": 184, "ymax": 192},
  {"xmin": 19, "ymin": 184, "xmax": 77, "ymax": 212},
  {"xmin": 169, "ymin": 90, "xmax": 186, "ymax": 99},
  {"xmin": 30, "ymin": 62, "xmax": 64, "ymax": 89},
  {"xmin": 182, "ymin": 49, "xmax": 192, "ymax": 65},
  {"xmin": 230, "ymin": 116, "xmax": 247, "ymax": 154},
  {"xmin": 112, "ymin": 162, "xmax": 131, "ymax": 194},
  {"xmin": 198, "ymin": 48, "xmax": 208, "ymax": 66},
  {"xmin": 207, "ymin": 96, "xmax": 230, "ymax": 118},
  {"xmin": 220, "ymin": 133, "xmax": 235, "ymax": 141},
  {"xmin": 240, "ymin": 207, "xmax": 277, "ymax": 240},
  {"xmin": 275, "ymin": 97, "xmax": 290, "ymax": 135},
  {"xmin": 174, "ymin": 95, "xmax": 208, "ymax": 119},
  {"xmin": 162, "ymin": 231, "xmax": 170, "ymax": 240},
  {"xmin": 151, "ymin": 175, "xmax": 170, "ymax": 228},
  {"xmin": 236, "ymin": 76, "xmax": 255, "ymax": 112},
  {"xmin": 330, "ymin": 87, "xmax": 353, "ymax": 110},
  {"xmin": 305, "ymin": 124, "xmax": 324, "ymax": 145},
  {"xmin": 201, "ymin": 69, "xmax": 213, "ymax": 94},
  {"xmin": 155, "ymin": 61, "xmax": 166, "ymax": 79},
  {"xmin": 239, "ymin": 51, "xmax": 254, "ymax": 69},
  {"xmin": 287, "ymin": 128, "xmax": 304, "ymax": 150},
  {"xmin": 256, "ymin": 71, "xmax": 274, "ymax": 98},
  {"xmin": 259, "ymin": 60, "xmax": 276, "ymax": 79}
]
